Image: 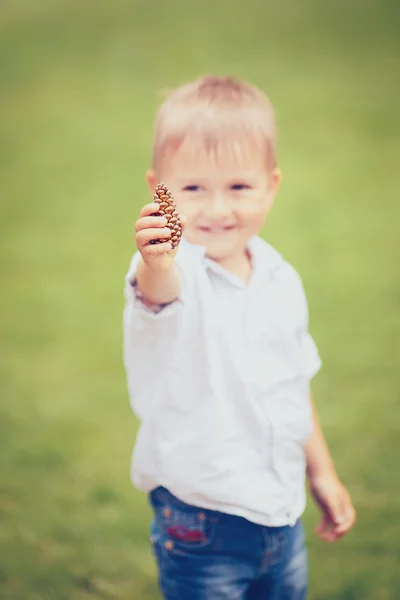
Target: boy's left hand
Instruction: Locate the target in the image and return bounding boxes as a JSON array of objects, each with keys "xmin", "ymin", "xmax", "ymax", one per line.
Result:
[{"xmin": 309, "ymin": 474, "xmax": 356, "ymax": 542}]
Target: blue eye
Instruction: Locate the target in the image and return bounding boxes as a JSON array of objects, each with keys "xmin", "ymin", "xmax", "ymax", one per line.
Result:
[
  {"xmin": 183, "ymin": 185, "xmax": 200, "ymax": 192},
  {"xmin": 231, "ymin": 183, "xmax": 250, "ymax": 190}
]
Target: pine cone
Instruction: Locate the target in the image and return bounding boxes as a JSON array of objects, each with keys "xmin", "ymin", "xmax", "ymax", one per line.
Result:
[{"xmin": 150, "ymin": 182, "xmax": 182, "ymax": 249}]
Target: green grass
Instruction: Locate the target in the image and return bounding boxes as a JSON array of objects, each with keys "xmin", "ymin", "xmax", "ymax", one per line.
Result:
[{"xmin": 1, "ymin": 0, "xmax": 400, "ymax": 598}]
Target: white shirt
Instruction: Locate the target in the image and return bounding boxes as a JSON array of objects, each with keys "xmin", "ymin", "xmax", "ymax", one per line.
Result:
[{"xmin": 123, "ymin": 236, "xmax": 322, "ymax": 527}]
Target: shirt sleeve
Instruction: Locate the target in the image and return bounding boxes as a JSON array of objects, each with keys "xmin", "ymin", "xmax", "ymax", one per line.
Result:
[
  {"xmin": 122, "ymin": 252, "xmax": 185, "ymax": 419},
  {"xmin": 300, "ymin": 331, "xmax": 322, "ymax": 379},
  {"xmin": 296, "ymin": 278, "xmax": 322, "ymax": 379},
  {"xmin": 281, "ymin": 262, "xmax": 322, "ymax": 380}
]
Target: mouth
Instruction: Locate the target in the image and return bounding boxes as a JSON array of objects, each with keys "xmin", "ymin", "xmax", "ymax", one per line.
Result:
[{"xmin": 197, "ymin": 225, "xmax": 236, "ymax": 234}]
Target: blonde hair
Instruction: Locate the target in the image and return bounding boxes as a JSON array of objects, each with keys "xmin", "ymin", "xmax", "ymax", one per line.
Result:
[{"xmin": 151, "ymin": 75, "xmax": 277, "ymax": 172}]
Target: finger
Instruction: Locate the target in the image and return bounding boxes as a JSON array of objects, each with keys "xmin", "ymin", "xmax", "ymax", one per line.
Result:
[
  {"xmin": 315, "ymin": 513, "xmax": 344, "ymax": 543},
  {"xmin": 329, "ymin": 496, "xmax": 350, "ymax": 532},
  {"xmin": 136, "ymin": 228, "xmax": 172, "ymax": 246},
  {"xmin": 315, "ymin": 526, "xmax": 337, "ymax": 543},
  {"xmin": 316, "ymin": 510, "xmax": 356, "ymax": 542},
  {"xmin": 319, "ymin": 489, "xmax": 347, "ymax": 529},
  {"xmin": 327, "ymin": 524, "xmax": 350, "ymax": 542},
  {"xmin": 330, "ymin": 505, "xmax": 357, "ymax": 539},
  {"xmin": 142, "ymin": 241, "xmax": 173, "ymax": 255},
  {"xmin": 140, "ymin": 203, "xmax": 162, "ymax": 218},
  {"xmin": 314, "ymin": 516, "xmax": 334, "ymax": 541},
  {"xmin": 314, "ymin": 517, "xmax": 326, "ymax": 535},
  {"xmin": 327, "ymin": 500, "xmax": 345, "ymax": 525},
  {"xmin": 135, "ymin": 215, "xmax": 168, "ymax": 232}
]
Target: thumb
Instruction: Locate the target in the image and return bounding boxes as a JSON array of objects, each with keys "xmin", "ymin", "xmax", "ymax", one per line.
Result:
[{"xmin": 326, "ymin": 496, "xmax": 345, "ymax": 525}]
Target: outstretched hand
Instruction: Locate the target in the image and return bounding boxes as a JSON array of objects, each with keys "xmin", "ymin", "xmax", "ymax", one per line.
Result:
[{"xmin": 135, "ymin": 202, "xmax": 186, "ymax": 272}]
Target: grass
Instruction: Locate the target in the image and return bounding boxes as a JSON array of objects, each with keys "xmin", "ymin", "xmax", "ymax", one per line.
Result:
[{"xmin": 1, "ymin": 0, "xmax": 399, "ymax": 598}]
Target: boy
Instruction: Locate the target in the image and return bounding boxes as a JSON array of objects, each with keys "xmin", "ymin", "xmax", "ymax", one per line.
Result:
[{"xmin": 123, "ymin": 76, "xmax": 356, "ymax": 599}]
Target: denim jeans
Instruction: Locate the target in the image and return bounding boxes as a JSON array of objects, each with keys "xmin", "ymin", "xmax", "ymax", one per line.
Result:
[{"xmin": 149, "ymin": 487, "xmax": 308, "ymax": 600}]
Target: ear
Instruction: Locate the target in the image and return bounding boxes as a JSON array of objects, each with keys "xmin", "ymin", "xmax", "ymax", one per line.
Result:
[
  {"xmin": 270, "ymin": 167, "xmax": 281, "ymax": 192},
  {"xmin": 145, "ymin": 169, "xmax": 157, "ymax": 193},
  {"xmin": 264, "ymin": 167, "xmax": 281, "ymax": 214}
]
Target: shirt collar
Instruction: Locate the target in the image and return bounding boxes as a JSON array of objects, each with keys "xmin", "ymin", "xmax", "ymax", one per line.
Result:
[{"xmin": 178, "ymin": 236, "xmax": 283, "ymax": 290}]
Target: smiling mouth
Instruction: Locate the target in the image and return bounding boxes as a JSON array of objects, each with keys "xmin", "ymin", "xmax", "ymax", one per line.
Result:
[{"xmin": 198, "ymin": 225, "xmax": 236, "ymax": 234}]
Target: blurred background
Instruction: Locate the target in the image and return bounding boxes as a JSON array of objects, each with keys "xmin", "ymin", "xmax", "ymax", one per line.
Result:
[{"xmin": 1, "ymin": 0, "xmax": 399, "ymax": 598}]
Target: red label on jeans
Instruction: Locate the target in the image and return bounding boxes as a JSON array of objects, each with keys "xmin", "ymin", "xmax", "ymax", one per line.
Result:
[{"xmin": 166, "ymin": 525, "xmax": 206, "ymax": 543}]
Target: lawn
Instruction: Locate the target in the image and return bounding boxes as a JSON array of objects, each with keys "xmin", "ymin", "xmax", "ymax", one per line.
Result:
[{"xmin": 1, "ymin": 0, "xmax": 399, "ymax": 598}]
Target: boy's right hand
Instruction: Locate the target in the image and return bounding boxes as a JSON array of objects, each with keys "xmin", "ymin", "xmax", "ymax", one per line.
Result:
[{"xmin": 135, "ymin": 202, "xmax": 185, "ymax": 272}]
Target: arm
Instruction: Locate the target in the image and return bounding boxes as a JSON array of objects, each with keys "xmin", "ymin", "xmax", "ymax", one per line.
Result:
[
  {"xmin": 135, "ymin": 260, "xmax": 181, "ymax": 305},
  {"xmin": 123, "ymin": 202, "xmax": 186, "ymax": 419},
  {"xmin": 304, "ymin": 395, "xmax": 337, "ymax": 480},
  {"xmin": 305, "ymin": 394, "xmax": 356, "ymax": 542}
]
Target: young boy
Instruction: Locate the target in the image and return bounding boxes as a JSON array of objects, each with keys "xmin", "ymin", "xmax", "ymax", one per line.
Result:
[{"xmin": 123, "ymin": 76, "xmax": 356, "ymax": 600}]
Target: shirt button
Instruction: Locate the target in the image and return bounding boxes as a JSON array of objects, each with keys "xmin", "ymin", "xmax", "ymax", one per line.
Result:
[
  {"xmin": 164, "ymin": 540, "xmax": 174, "ymax": 550},
  {"xmin": 198, "ymin": 512, "xmax": 206, "ymax": 521},
  {"xmin": 163, "ymin": 508, "xmax": 172, "ymax": 518}
]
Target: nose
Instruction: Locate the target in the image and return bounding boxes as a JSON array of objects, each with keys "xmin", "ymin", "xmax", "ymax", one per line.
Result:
[{"xmin": 209, "ymin": 192, "xmax": 231, "ymax": 218}]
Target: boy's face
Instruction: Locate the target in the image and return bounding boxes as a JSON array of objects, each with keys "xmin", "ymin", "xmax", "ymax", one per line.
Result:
[{"xmin": 148, "ymin": 140, "xmax": 280, "ymax": 265}]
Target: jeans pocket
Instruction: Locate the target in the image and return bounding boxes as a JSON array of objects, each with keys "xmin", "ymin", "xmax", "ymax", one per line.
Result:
[{"xmin": 153, "ymin": 502, "xmax": 218, "ymax": 553}]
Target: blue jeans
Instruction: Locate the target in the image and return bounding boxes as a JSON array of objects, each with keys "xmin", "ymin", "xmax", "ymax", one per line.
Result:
[{"xmin": 149, "ymin": 487, "xmax": 308, "ymax": 600}]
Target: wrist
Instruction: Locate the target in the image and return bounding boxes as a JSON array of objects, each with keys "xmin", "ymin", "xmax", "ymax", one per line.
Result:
[
  {"xmin": 135, "ymin": 259, "xmax": 181, "ymax": 305},
  {"xmin": 140, "ymin": 257, "xmax": 174, "ymax": 275}
]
